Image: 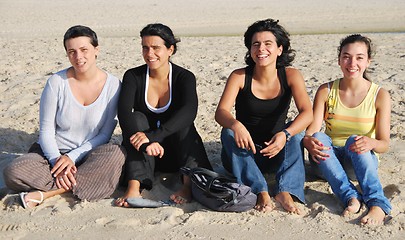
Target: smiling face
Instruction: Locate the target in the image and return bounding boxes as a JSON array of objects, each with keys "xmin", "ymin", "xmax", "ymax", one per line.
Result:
[
  {"xmin": 65, "ymin": 36, "xmax": 99, "ymax": 74},
  {"xmin": 141, "ymin": 35, "xmax": 173, "ymax": 71},
  {"xmin": 250, "ymin": 31, "xmax": 282, "ymax": 67},
  {"xmin": 338, "ymin": 41, "xmax": 371, "ymax": 80}
]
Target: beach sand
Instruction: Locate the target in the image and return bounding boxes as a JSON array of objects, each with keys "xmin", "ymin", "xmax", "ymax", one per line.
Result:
[{"xmin": 0, "ymin": 0, "xmax": 404, "ymax": 239}]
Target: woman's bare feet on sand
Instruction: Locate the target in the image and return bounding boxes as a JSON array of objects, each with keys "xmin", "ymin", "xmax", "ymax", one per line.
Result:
[
  {"xmin": 254, "ymin": 192, "xmax": 274, "ymax": 212},
  {"xmin": 115, "ymin": 180, "xmax": 142, "ymax": 207},
  {"xmin": 342, "ymin": 198, "xmax": 361, "ymax": 217},
  {"xmin": 169, "ymin": 175, "xmax": 192, "ymax": 204},
  {"xmin": 275, "ymin": 191, "xmax": 302, "ymax": 214},
  {"xmin": 360, "ymin": 206, "xmax": 386, "ymax": 225}
]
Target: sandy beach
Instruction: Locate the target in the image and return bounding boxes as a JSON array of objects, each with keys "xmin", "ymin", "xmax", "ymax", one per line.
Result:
[{"xmin": 1, "ymin": 0, "xmax": 404, "ymax": 239}]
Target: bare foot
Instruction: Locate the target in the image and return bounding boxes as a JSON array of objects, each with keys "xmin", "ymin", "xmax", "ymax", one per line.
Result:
[
  {"xmin": 169, "ymin": 175, "xmax": 191, "ymax": 204},
  {"xmin": 254, "ymin": 192, "xmax": 274, "ymax": 212},
  {"xmin": 114, "ymin": 180, "xmax": 141, "ymax": 208},
  {"xmin": 360, "ymin": 206, "xmax": 386, "ymax": 225},
  {"xmin": 342, "ymin": 198, "xmax": 361, "ymax": 217},
  {"xmin": 275, "ymin": 192, "xmax": 302, "ymax": 214}
]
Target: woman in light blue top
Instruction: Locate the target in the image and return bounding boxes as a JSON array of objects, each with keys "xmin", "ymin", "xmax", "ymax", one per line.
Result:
[{"xmin": 4, "ymin": 25, "xmax": 126, "ymax": 208}]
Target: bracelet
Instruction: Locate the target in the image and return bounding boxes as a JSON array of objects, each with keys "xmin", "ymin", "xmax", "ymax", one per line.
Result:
[{"xmin": 282, "ymin": 129, "xmax": 292, "ymax": 142}]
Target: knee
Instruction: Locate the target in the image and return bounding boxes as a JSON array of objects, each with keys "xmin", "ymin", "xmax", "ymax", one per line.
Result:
[
  {"xmin": 345, "ymin": 135, "xmax": 357, "ymax": 148},
  {"xmin": 312, "ymin": 132, "xmax": 327, "ymax": 139},
  {"xmin": 132, "ymin": 111, "xmax": 150, "ymax": 129},
  {"xmin": 93, "ymin": 144, "xmax": 126, "ymax": 165},
  {"xmin": 220, "ymin": 128, "xmax": 235, "ymax": 143},
  {"xmin": 312, "ymin": 132, "xmax": 331, "ymax": 145},
  {"xmin": 109, "ymin": 144, "xmax": 127, "ymax": 165},
  {"xmin": 3, "ymin": 161, "xmax": 14, "ymax": 182},
  {"xmin": 3, "ymin": 160, "xmax": 20, "ymax": 187},
  {"xmin": 289, "ymin": 132, "xmax": 304, "ymax": 146},
  {"xmin": 116, "ymin": 145, "xmax": 127, "ymax": 162}
]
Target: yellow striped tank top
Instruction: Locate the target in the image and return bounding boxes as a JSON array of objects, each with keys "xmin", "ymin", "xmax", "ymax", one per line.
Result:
[{"xmin": 324, "ymin": 79, "xmax": 380, "ymax": 147}]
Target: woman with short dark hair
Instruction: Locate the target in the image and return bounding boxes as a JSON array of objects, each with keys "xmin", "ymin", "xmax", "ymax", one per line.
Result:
[{"xmin": 115, "ymin": 23, "xmax": 212, "ymax": 207}]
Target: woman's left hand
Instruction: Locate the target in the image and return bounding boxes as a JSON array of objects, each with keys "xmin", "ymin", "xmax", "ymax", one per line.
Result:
[
  {"xmin": 349, "ymin": 135, "xmax": 374, "ymax": 154},
  {"xmin": 145, "ymin": 142, "xmax": 164, "ymax": 158},
  {"xmin": 130, "ymin": 132, "xmax": 150, "ymax": 151},
  {"xmin": 261, "ymin": 132, "xmax": 287, "ymax": 158}
]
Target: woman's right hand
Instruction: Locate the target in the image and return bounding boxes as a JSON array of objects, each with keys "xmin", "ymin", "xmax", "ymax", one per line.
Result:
[
  {"xmin": 130, "ymin": 132, "xmax": 150, "ymax": 151},
  {"xmin": 231, "ymin": 121, "xmax": 256, "ymax": 154},
  {"xmin": 303, "ymin": 135, "xmax": 330, "ymax": 164},
  {"xmin": 51, "ymin": 155, "xmax": 77, "ymax": 190}
]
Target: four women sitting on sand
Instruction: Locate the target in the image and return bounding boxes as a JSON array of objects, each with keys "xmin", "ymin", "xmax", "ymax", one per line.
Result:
[{"xmin": 2, "ymin": 20, "xmax": 392, "ymax": 226}]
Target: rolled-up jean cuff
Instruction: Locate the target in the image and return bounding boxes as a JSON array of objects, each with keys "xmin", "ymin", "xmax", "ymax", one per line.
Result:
[{"xmin": 277, "ymin": 188, "xmax": 305, "ymax": 204}]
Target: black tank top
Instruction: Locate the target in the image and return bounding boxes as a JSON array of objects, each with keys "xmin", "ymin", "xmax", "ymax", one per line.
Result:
[{"xmin": 235, "ymin": 66, "xmax": 292, "ymax": 144}]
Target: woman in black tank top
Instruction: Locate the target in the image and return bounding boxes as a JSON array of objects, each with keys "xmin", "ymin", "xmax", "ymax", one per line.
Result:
[{"xmin": 215, "ymin": 19, "xmax": 312, "ymax": 214}]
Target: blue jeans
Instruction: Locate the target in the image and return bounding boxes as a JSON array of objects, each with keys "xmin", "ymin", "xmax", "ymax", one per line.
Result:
[
  {"xmin": 311, "ymin": 132, "xmax": 391, "ymax": 214},
  {"xmin": 220, "ymin": 128, "xmax": 305, "ymax": 203}
]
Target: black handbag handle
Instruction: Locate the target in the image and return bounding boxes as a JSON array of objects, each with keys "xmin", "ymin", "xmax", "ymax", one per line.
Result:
[{"xmin": 182, "ymin": 167, "xmax": 237, "ymax": 199}]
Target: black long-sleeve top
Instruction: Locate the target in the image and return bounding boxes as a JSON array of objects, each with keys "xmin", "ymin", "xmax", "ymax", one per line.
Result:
[{"xmin": 118, "ymin": 63, "xmax": 199, "ymax": 143}]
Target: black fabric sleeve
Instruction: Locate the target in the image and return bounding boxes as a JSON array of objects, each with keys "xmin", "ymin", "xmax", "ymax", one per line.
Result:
[
  {"xmin": 145, "ymin": 65, "xmax": 198, "ymax": 143},
  {"xmin": 118, "ymin": 67, "xmax": 144, "ymax": 138}
]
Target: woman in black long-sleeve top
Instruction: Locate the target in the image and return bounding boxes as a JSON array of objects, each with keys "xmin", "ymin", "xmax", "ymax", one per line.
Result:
[{"xmin": 115, "ymin": 23, "xmax": 211, "ymax": 207}]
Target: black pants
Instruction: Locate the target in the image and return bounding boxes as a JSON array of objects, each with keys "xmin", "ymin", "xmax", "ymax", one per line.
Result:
[{"xmin": 121, "ymin": 111, "xmax": 212, "ymax": 190}]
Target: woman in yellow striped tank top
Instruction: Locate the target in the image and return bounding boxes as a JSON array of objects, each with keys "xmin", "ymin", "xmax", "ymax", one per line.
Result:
[{"xmin": 303, "ymin": 34, "xmax": 391, "ymax": 225}]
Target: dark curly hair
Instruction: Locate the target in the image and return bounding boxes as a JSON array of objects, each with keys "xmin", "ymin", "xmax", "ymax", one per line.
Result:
[
  {"xmin": 140, "ymin": 23, "xmax": 180, "ymax": 55},
  {"xmin": 244, "ymin": 18, "xmax": 295, "ymax": 68}
]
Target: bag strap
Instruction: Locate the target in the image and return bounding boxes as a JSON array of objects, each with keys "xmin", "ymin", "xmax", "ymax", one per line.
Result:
[
  {"xmin": 190, "ymin": 167, "xmax": 237, "ymax": 183},
  {"xmin": 181, "ymin": 167, "xmax": 238, "ymax": 199}
]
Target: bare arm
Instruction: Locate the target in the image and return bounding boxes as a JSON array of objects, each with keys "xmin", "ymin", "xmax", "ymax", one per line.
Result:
[
  {"xmin": 215, "ymin": 69, "xmax": 257, "ymax": 153},
  {"xmin": 305, "ymin": 83, "xmax": 329, "ymax": 135},
  {"xmin": 373, "ymin": 88, "xmax": 391, "ymax": 153},
  {"xmin": 261, "ymin": 68, "xmax": 313, "ymax": 158},
  {"xmin": 350, "ymin": 88, "xmax": 391, "ymax": 154},
  {"xmin": 303, "ymin": 83, "xmax": 330, "ymax": 163},
  {"xmin": 284, "ymin": 68, "xmax": 313, "ymax": 136}
]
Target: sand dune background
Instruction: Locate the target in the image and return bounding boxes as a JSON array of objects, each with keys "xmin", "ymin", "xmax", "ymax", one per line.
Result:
[{"xmin": 0, "ymin": 0, "xmax": 404, "ymax": 239}]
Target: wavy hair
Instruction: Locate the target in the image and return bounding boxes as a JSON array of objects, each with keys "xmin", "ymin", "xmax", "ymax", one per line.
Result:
[{"xmin": 244, "ymin": 19, "xmax": 295, "ymax": 68}]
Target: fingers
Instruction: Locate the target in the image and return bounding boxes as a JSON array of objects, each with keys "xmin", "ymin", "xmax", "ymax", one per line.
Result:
[
  {"xmin": 51, "ymin": 155, "xmax": 74, "ymax": 177},
  {"xmin": 56, "ymin": 172, "xmax": 76, "ymax": 190},
  {"xmin": 233, "ymin": 126, "xmax": 254, "ymax": 151},
  {"xmin": 158, "ymin": 147, "xmax": 164, "ymax": 158},
  {"xmin": 130, "ymin": 132, "xmax": 150, "ymax": 150},
  {"xmin": 247, "ymin": 139, "xmax": 256, "ymax": 154},
  {"xmin": 53, "ymin": 156, "xmax": 77, "ymax": 190},
  {"xmin": 311, "ymin": 155, "xmax": 321, "ymax": 164},
  {"xmin": 51, "ymin": 159, "xmax": 64, "ymax": 176},
  {"xmin": 262, "ymin": 136, "xmax": 283, "ymax": 158},
  {"xmin": 145, "ymin": 143, "xmax": 165, "ymax": 158},
  {"xmin": 236, "ymin": 139, "xmax": 249, "ymax": 150},
  {"xmin": 349, "ymin": 136, "xmax": 369, "ymax": 154},
  {"xmin": 56, "ymin": 175, "xmax": 70, "ymax": 190},
  {"xmin": 66, "ymin": 172, "xmax": 77, "ymax": 187}
]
